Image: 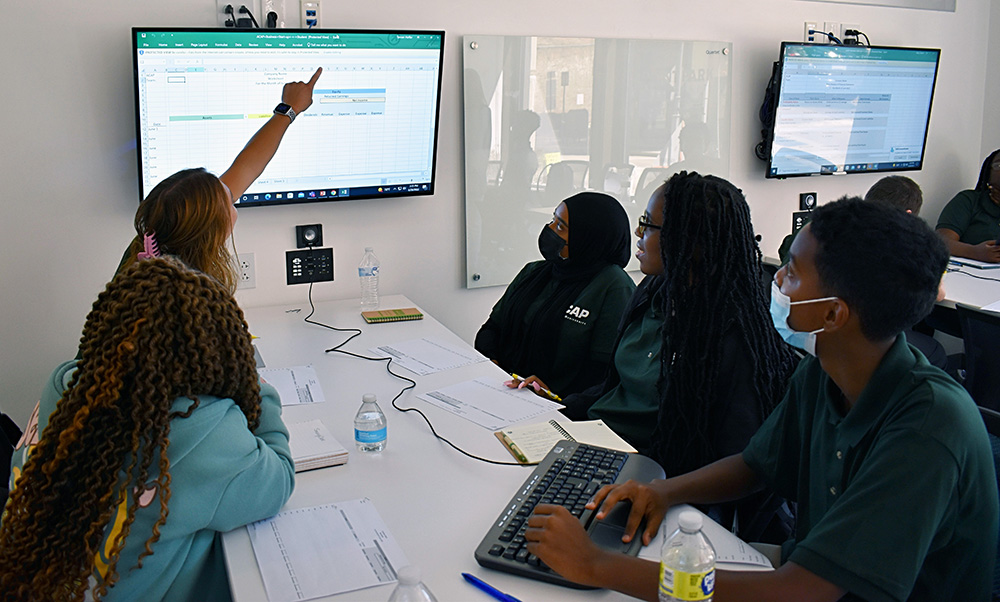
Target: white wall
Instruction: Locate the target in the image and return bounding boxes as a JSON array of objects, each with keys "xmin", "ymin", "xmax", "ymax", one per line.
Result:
[
  {"xmin": 983, "ymin": 0, "xmax": 1000, "ymax": 159},
  {"xmin": 0, "ymin": 0, "xmax": 992, "ymax": 426}
]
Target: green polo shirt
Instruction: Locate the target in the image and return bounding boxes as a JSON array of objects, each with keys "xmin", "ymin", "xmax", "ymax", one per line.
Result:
[
  {"xmin": 586, "ymin": 287, "xmax": 664, "ymax": 450},
  {"xmin": 935, "ymin": 189, "xmax": 1000, "ymax": 245},
  {"xmin": 743, "ymin": 335, "xmax": 998, "ymax": 602}
]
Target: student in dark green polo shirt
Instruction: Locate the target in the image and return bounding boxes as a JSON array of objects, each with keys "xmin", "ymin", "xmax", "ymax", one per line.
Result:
[
  {"xmin": 524, "ymin": 197, "xmax": 997, "ymax": 602},
  {"xmin": 936, "ymin": 148, "xmax": 1000, "ymax": 263},
  {"xmin": 476, "ymin": 192, "xmax": 635, "ymax": 396},
  {"xmin": 531, "ymin": 172, "xmax": 798, "ymax": 541}
]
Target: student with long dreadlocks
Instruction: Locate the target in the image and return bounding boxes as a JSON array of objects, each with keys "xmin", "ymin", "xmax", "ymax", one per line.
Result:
[
  {"xmin": 1, "ymin": 257, "xmax": 293, "ymax": 600},
  {"xmin": 554, "ymin": 171, "xmax": 798, "ymax": 539},
  {"xmin": 477, "ymin": 192, "xmax": 635, "ymax": 396},
  {"xmin": 935, "ymin": 148, "xmax": 1000, "ymax": 263}
]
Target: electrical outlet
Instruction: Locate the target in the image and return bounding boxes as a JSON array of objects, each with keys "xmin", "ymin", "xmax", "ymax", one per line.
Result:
[
  {"xmin": 804, "ymin": 21, "xmax": 818, "ymax": 43},
  {"xmin": 842, "ymin": 23, "xmax": 862, "ymax": 44},
  {"xmin": 300, "ymin": 0, "xmax": 320, "ymax": 28},
  {"xmin": 824, "ymin": 21, "xmax": 842, "ymax": 42},
  {"xmin": 216, "ymin": 0, "xmax": 263, "ymax": 27},
  {"xmin": 286, "ymin": 247, "xmax": 334, "ymax": 285},
  {"xmin": 262, "ymin": 0, "xmax": 285, "ymax": 27},
  {"xmin": 237, "ymin": 253, "xmax": 256, "ymax": 289}
]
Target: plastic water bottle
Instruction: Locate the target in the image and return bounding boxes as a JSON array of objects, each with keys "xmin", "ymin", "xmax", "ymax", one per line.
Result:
[
  {"xmin": 359, "ymin": 247, "xmax": 380, "ymax": 310},
  {"xmin": 659, "ymin": 511, "xmax": 716, "ymax": 602},
  {"xmin": 387, "ymin": 566, "xmax": 437, "ymax": 602},
  {"xmin": 354, "ymin": 393, "xmax": 387, "ymax": 452}
]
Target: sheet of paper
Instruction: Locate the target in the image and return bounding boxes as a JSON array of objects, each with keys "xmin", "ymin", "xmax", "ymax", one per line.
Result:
[
  {"xmin": 259, "ymin": 365, "xmax": 326, "ymax": 405},
  {"xmin": 949, "ymin": 257, "xmax": 1000, "ymax": 270},
  {"xmin": 371, "ymin": 337, "xmax": 487, "ymax": 376},
  {"xmin": 638, "ymin": 504, "xmax": 773, "ymax": 571},
  {"xmin": 248, "ymin": 498, "xmax": 409, "ymax": 602},
  {"xmin": 980, "ymin": 299, "xmax": 1000, "ymax": 313},
  {"xmin": 417, "ymin": 378, "xmax": 564, "ymax": 430}
]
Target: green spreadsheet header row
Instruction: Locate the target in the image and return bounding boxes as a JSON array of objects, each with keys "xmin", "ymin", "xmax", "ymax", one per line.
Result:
[{"xmin": 135, "ymin": 31, "xmax": 442, "ymax": 51}]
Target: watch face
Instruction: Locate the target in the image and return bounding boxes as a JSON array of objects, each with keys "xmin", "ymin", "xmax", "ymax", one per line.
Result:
[{"xmin": 275, "ymin": 103, "xmax": 292, "ymax": 114}]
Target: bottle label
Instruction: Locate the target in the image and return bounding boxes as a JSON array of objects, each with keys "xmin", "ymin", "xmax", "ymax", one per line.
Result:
[
  {"xmin": 355, "ymin": 427, "xmax": 387, "ymax": 443},
  {"xmin": 358, "ymin": 266, "xmax": 379, "ymax": 277},
  {"xmin": 659, "ymin": 564, "xmax": 714, "ymax": 601}
]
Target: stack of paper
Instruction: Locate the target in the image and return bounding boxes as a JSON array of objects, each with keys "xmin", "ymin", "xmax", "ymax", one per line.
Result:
[{"xmin": 287, "ymin": 419, "xmax": 349, "ymax": 472}]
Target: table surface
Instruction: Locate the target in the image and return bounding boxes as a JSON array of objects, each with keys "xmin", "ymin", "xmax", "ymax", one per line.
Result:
[
  {"xmin": 222, "ymin": 294, "xmax": 636, "ymax": 601},
  {"xmin": 940, "ymin": 264, "xmax": 1000, "ymax": 309}
]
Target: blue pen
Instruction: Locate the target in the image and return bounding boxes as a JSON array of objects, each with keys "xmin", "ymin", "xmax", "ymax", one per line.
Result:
[{"xmin": 461, "ymin": 572, "xmax": 523, "ymax": 602}]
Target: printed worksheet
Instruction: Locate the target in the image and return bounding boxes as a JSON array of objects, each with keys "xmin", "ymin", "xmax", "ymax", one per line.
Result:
[
  {"xmin": 258, "ymin": 365, "xmax": 326, "ymax": 405},
  {"xmin": 417, "ymin": 378, "xmax": 564, "ymax": 430},
  {"xmin": 370, "ymin": 336, "xmax": 487, "ymax": 376},
  {"xmin": 248, "ymin": 498, "xmax": 408, "ymax": 601}
]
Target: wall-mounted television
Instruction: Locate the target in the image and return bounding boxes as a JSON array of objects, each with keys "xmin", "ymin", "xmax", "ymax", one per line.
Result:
[
  {"xmin": 133, "ymin": 28, "xmax": 444, "ymax": 206},
  {"xmin": 765, "ymin": 42, "xmax": 940, "ymax": 179}
]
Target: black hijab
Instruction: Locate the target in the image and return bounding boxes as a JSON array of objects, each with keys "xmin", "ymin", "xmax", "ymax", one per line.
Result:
[{"xmin": 491, "ymin": 192, "xmax": 631, "ymax": 394}]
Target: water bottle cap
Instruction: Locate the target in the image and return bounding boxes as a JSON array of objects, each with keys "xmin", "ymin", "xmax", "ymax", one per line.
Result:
[
  {"xmin": 365, "ymin": 247, "xmax": 374, "ymax": 252},
  {"xmin": 678, "ymin": 510, "xmax": 703, "ymax": 533},
  {"xmin": 397, "ymin": 565, "xmax": 421, "ymax": 585},
  {"xmin": 362, "ymin": 393, "xmax": 377, "ymax": 403}
]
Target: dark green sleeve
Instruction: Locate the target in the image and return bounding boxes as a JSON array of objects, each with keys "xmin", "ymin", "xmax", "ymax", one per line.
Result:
[
  {"xmin": 474, "ymin": 262, "xmax": 542, "ymax": 359},
  {"xmin": 934, "ymin": 190, "xmax": 976, "ymax": 236}
]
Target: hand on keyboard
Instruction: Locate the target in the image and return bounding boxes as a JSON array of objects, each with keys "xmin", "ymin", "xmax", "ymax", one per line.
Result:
[
  {"xmin": 589, "ymin": 479, "xmax": 670, "ymax": 546},
  {"xmin": 524, "ymin": 504, "xmax": 606, "ymax": 588}
]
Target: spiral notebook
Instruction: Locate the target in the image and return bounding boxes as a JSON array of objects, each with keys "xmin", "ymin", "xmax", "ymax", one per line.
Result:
[
  {"xmin": 361, "ymin": 307, "xmax": 424, "ymax": 323},
  {"xmin": 494, "ymin": 419, "xmax": 637, "ymax": 465}
]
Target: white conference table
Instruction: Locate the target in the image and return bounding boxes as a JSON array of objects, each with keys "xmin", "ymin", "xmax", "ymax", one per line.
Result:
[
  {"xmin": 940, "ymin": 264, "xmax": 1000, "ymax": 309},
  {"xmin": 222, "ymin": 294, "xmax": 637, "ymax": 601}
]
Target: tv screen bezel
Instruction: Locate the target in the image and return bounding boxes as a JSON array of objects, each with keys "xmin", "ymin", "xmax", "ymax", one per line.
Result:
[
  {"xmin": 131, "ymin": 26, "xmax": 446, "ymax": 207},
  {"xmin": 764, "ymin": 41, "xmax": 940, "ymax": 180}
]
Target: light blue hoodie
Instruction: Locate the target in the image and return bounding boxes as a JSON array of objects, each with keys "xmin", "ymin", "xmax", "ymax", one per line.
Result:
[{"xmin": 8, "ymin": 361, "xmax": 294, "ymax": 601}]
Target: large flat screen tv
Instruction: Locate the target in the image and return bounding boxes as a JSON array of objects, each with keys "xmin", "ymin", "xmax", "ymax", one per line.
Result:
[
  {"xmin": 766, "ymin": 42, "xmax": 939, "ymax": 179},
  {"xmin": 133, "ymin": 28, "xmax": 444, "ymax": 206}
]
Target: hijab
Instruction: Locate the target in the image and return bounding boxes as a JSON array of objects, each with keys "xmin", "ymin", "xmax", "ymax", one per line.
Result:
[{"xmin": 491, "ymin": 192, "xmax": 631, "ymax": 394}]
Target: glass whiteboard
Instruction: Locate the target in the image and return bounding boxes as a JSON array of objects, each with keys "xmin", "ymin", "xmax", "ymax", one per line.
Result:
[{"xmin": 464, "ymin": 35, "xmax": 732, "ymax": 288}]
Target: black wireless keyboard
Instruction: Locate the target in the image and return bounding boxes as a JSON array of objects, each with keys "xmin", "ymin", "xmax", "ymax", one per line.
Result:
[{"xmin": 474, "ymin": 440, "xmax": 665, "ymax": 589}]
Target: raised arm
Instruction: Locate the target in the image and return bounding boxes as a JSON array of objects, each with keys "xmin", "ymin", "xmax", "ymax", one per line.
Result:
[{"xmin": 220, "ymin": 67, "xmax": 323, "ymax": 199}]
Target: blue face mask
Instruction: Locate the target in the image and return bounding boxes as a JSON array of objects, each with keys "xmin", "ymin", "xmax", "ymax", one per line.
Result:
[{"xmin": 769, "ymin": 281, "xmax": 838, "ymax": 356}]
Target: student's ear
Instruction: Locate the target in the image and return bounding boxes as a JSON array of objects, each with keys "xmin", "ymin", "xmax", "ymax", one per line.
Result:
[{"xmin": 822, "ymin": 299, "xmax": 851, "ymax": 332}]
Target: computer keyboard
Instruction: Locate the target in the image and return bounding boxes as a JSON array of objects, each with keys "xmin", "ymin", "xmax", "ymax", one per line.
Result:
[{"xmin": 474, "ymin": 440, "xmax": 665, "ymax": 589}]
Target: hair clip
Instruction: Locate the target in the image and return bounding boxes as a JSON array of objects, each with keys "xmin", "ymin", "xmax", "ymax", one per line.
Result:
[{"xmin": 137, "ymin": 231, "xmax": 161, "ymax": 260}]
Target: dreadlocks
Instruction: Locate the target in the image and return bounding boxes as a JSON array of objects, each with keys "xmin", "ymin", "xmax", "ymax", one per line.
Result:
[
  {"xmin": 0, "ymin": 257, "xmax": 261, "ymax": 600},
  {"xmin": 650, "ymin": 172, "xmax": 798, "ymax": 478}
]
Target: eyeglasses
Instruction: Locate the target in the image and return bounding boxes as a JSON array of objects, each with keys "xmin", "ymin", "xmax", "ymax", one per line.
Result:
[{"xmin": 637, "ymin": 215, "xmax": 662, "ymax": 237}]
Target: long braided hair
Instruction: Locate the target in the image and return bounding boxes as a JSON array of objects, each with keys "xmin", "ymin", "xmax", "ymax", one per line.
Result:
[
  {"xmin": 650, "ymin": 172, "xmax": 797, "ymax": 477},
  {"xmin": 0, "ymin": 257, "xmax": 261, "ymax": 600}
]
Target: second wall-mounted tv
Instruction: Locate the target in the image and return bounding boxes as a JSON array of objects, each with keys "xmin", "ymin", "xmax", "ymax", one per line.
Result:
[
  {"xmin": 765, "ymin": 42, "xmax": 940, "ymax": 179},
  {"xmin": 133, "ymin": 28, "xmax": 444, "ymax": 206}
]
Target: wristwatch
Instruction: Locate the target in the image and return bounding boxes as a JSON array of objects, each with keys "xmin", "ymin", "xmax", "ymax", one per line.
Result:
[{"xmin": 273, "ymin": 103, "xmax": 296, "ymax": 123}]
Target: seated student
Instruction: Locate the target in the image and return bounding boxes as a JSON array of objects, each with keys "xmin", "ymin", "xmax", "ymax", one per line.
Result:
[
  {"xmin": 1, "ymin": 257, "xmax": 294, "ymax": 601},
  {"xmin": 778, "ymin": 174, "xmax": 923, "ymax": 264},
  {"xmin": 521, "ymin": 172, "xmax": 798, "ymax": 538},
  {"xmin": 475, "ymin": 192, "xmax": 634, "ymax": 397},
  {"xmin": 525, "ymin": 198, "xmax": 998, "ymax": 602},
  {"xmin": 936, "ymin": 148, "xmax": 1000, "ymax": 263},
  {"xmin": 118, "ymin": 68, "xmax": 323, "ymax": 291}
]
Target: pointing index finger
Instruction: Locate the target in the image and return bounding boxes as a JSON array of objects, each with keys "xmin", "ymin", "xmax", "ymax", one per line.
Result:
[{"xmin": 307, "ymin": 66, "xmax": 323, "ymax": 87}]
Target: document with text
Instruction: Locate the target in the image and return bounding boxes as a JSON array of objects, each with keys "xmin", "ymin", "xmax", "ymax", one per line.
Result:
[
  {"xmin": 371, "ymin": 336, "xmax": 487, "ymax": 376},
  {"xmin": 417, "ymin": 378, "xmax": 564, "ymax": 430},
  {"xmin": 247, "ymin": 498, "xmax": 408, "ymax": 601},
  {"xmin": 259, "ymin": 365, "xmax": 326, "ymax": 406}
]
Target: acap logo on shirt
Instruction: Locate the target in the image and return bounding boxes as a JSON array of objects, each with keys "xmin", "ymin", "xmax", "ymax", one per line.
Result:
[{"xmin": 564, "ymin": 304, "xmax": 591, "ymax": 324}]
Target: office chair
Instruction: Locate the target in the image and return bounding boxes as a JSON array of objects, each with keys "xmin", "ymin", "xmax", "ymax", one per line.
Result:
[
  {"xmin": 956, "ymin": 304, "xmax": 1000, "ymax": 412},
  {"xmin": 1, "ymin": 411, "xmax": 22, "ymax": 503},
  {"xmin": 634, "ymin": 167, "xmax": 672, "ymax": 205},
  {"xmin": 978, "ymin": 406, "xmax": 1000, "ymax": 601},
  {"xmin": 534, "ymin": 161, "xmax": 589, "ymax": 198}
]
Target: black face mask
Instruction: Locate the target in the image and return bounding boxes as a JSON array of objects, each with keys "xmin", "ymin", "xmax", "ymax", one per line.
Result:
[{"xmin": 538, "ymin": 226, "xmax": 567, "ymax": 262}]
